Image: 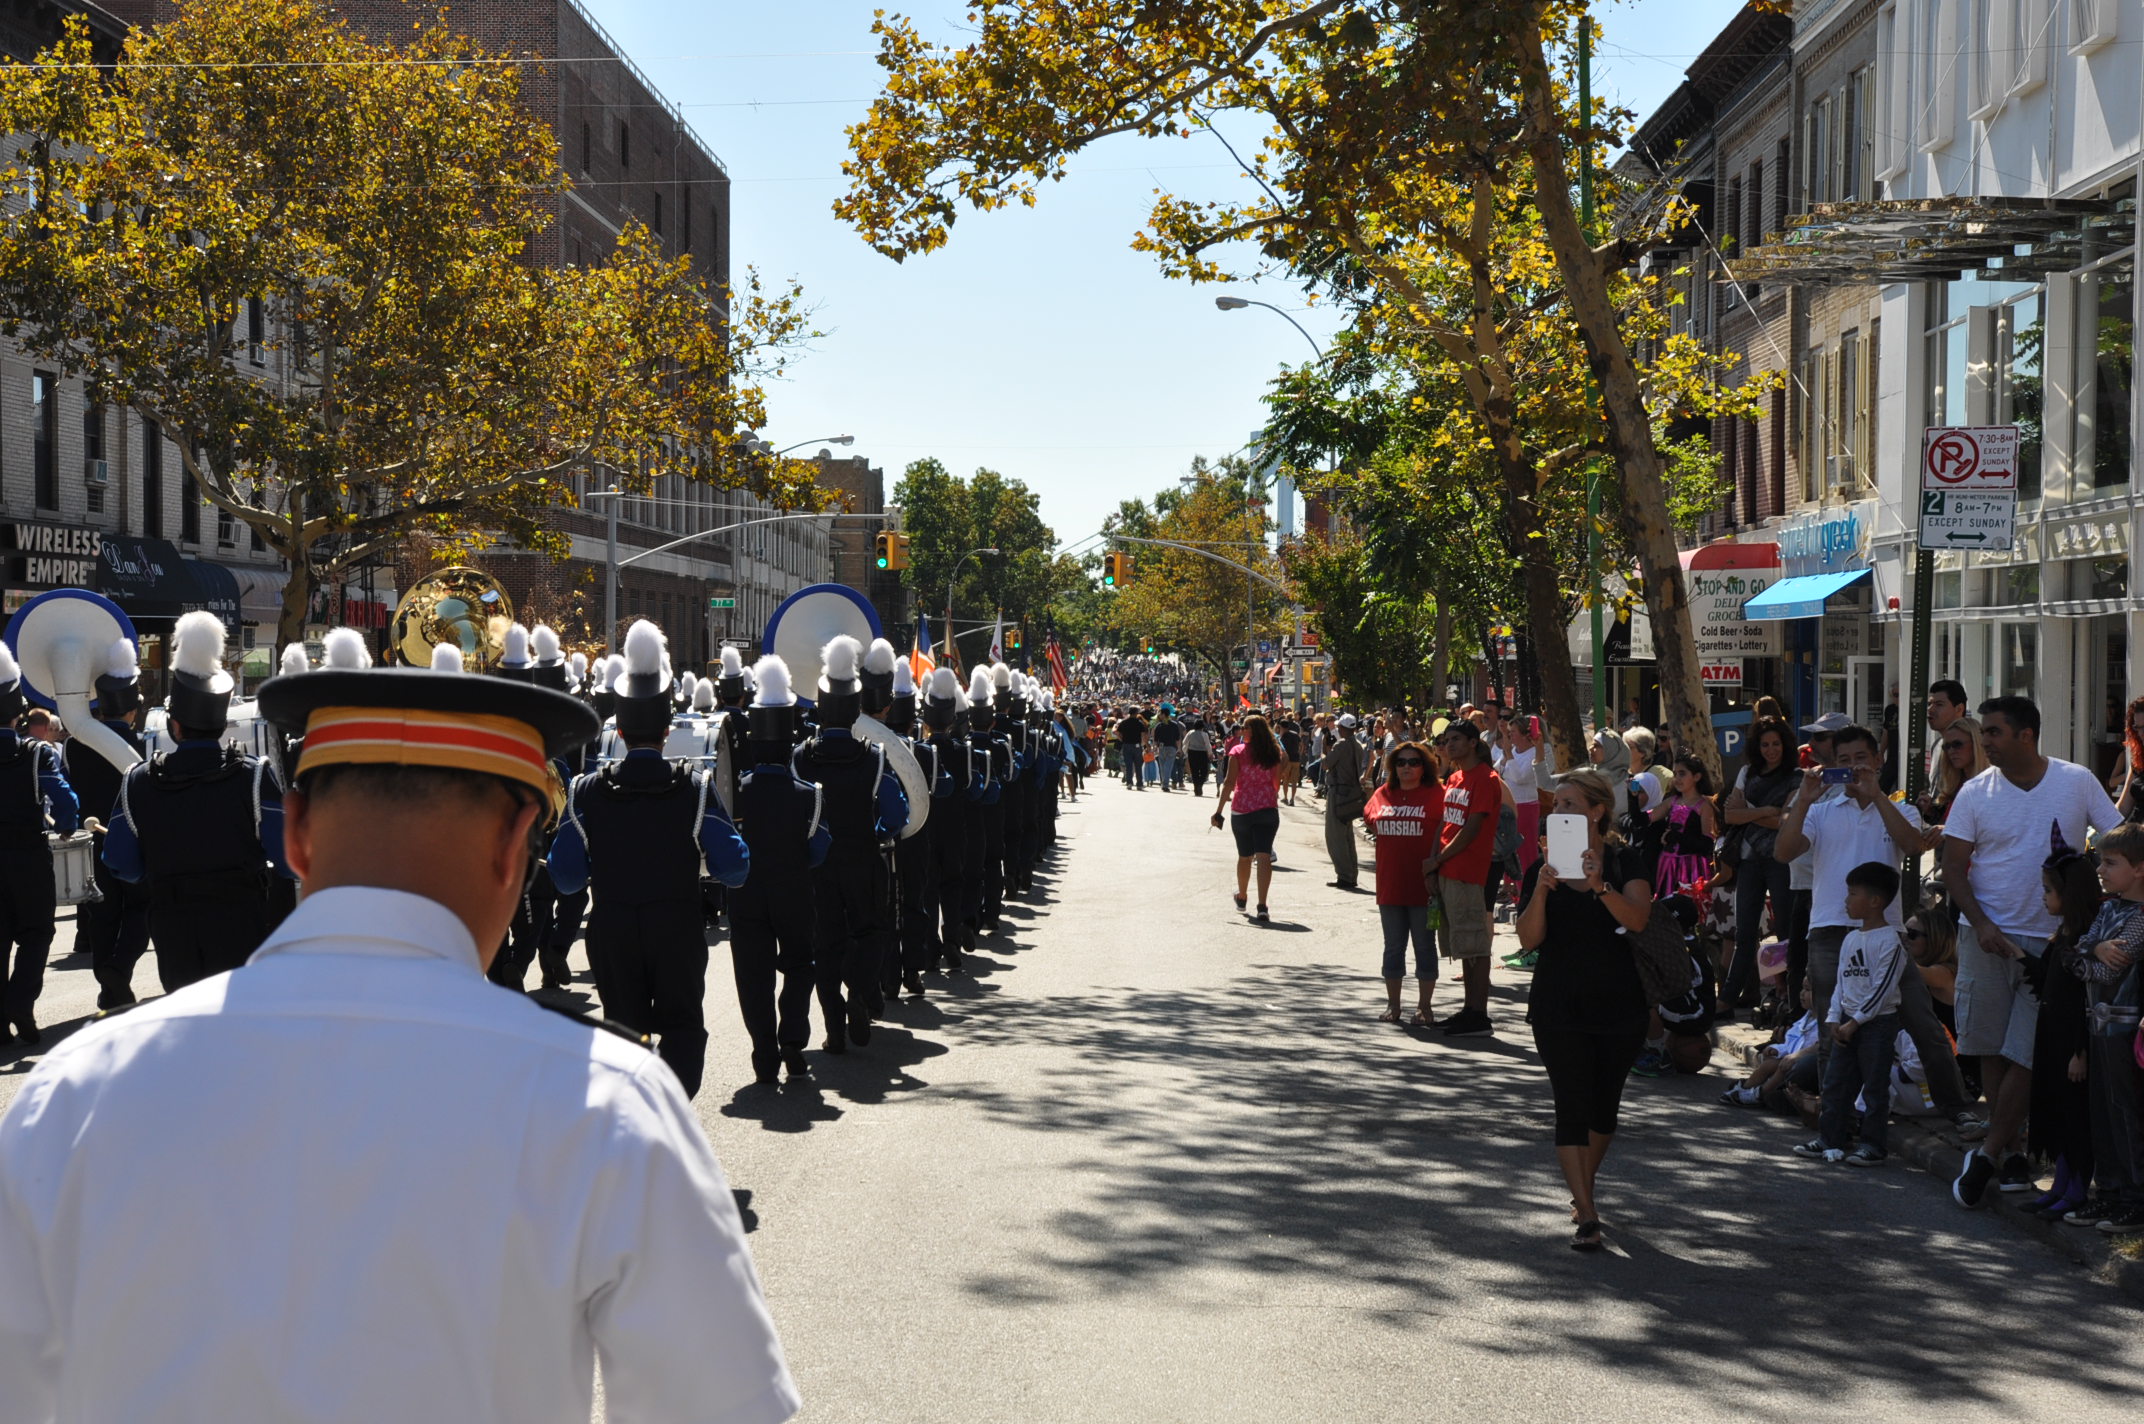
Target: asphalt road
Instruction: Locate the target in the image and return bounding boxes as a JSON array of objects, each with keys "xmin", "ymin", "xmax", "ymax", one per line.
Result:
[{"xmin": 9, "ymin": 781, "xmax": 2144, "ymax": 1421}]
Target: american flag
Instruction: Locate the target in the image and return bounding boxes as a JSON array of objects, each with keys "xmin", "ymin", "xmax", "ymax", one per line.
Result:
[
  {"xmin": 1046, "ymin": 636, "xmax": 1068, "ymax": 693},
  {"xmin": 910, "ymin": 611, "xmax": 938, "ymax": 686}
]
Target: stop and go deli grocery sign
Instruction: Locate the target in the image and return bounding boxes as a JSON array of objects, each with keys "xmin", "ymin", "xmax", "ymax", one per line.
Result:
[{"xmin": 1688, "ymin": 543, "xmax": 1781, "ymax": 659}]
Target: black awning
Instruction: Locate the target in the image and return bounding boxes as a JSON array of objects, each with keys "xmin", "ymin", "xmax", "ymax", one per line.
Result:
[
  {"xmin": 182, "ymin": 559, "xmax": 243, "ymax": 636},
  {"xmin": 98, "ymin": 537, "xmax": 196, "ymax": 618},
  {"xmin": 1726, "ymin": 196, "xmax": 2128, "ymax": 286}
]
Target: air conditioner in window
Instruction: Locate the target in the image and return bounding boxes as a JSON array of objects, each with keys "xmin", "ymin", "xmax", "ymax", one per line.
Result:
[{"xmin": 84, "ymin": 459, "xmax": 109, "ymax": 485}]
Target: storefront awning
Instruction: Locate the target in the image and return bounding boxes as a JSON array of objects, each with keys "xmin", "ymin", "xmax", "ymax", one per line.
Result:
[
  {"xmin": 1727, "ymin": 196, "xmax": 2126, "ymax": 287},
  {"xmin": 98, "ymin": 537, "xmax": 196, "ymax": 617},
  {"xmin": 1742, "ymin": 567, "xmax": 1872, "ymax": 621}
]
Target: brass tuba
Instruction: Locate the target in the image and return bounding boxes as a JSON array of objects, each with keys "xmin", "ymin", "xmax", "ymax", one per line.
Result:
[{"xmin": 389, "ymin": 567, "xmax": 515, "ymax": 670}]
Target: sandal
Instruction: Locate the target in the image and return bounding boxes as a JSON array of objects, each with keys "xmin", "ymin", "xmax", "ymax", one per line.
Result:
[
  {"xmin": 1571, "ymin": 1220, "xmax": 1604, "ymax": 1252},
  {"xmin": 1377, "ymin": 1007, "xmax": 1402, "ymax": 1023},
  {"xmin": 1409, "ymin": 1009, "xmax": 1435, "ymax": 1027}
]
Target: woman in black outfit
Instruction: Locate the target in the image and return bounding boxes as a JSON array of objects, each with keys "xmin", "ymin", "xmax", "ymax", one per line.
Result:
[
  {"xmin": 1516, "ymin": 767, "xmax": 1655, "ymax": 1251},
  {"xmin": 1720, "ymin": 718, "xmax": 1798, "ymax": 1015}
]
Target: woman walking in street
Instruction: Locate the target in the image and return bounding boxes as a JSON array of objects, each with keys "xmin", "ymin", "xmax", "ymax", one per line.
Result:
[
  {"xmin": 1212, "ymin": 713, "xmax": 1284, "ymax": 923},
  {"xmin": 1365, "ymin": 741, "xmax": 1442, "ymax": 1024},
  {"xmin": 1183, "ymin": 719, "xmax": 1214, "ymax": 797},
  {"xmin": 1515, "ymin": 768, "xmax": 1654, "ymax": 1252}
]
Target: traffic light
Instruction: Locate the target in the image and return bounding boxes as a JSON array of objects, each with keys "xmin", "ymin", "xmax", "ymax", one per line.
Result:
[
  {"xmin": 1008, "ymin": 627, "xmax": 1022, "ymax": 651},
  {"xmin": 1102, "ymin": 551, "xmax": 1131, "ymax": 587},
  {"xmin": 874, "ymin": 531, "xmax": 909, "ymax": 571},
  {"xmin": 1144, "ymin": 641, "xmax": 1154, "ymax": 654}
]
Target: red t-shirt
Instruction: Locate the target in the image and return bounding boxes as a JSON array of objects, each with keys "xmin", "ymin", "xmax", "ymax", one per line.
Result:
[
  {"xmin": 1365, "ymin": 782, "xmax": 1442, "ymax": 906},
  {"xmin": 1438, "ymin": 762, "xmax": 1503, "ymax": 884}
]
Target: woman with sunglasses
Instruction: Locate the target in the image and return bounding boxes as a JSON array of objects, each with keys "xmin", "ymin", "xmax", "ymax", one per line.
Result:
[
  {"xmin": 1365, "ymin": 742, "xmax": 1443, "ymax": 1024},
  {"xmin": 1923, "ymin": 714, "xmax": 1989, "ymax": 829}
]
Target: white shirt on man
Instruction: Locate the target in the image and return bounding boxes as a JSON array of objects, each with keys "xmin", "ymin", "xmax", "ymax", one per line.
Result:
[
  {"xmin": 1797, "ymin": 793, "xmax": 1924, "ymax": 929},
  {"xmin": 1944, "ymin": 758, "xmax": 2123, "ymax": 938},
  {"xmin": 0, "ymin": 886, "xmax": 798, "ymax": 1424}
]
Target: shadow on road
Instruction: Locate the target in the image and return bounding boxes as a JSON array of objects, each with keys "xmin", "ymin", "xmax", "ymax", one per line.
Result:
[{"xmin": 929, "ymin": 955, "xmax": 2144, "ymax": 1407}]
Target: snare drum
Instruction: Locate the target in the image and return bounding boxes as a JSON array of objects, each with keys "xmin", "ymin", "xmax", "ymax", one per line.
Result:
[{"xmin": 49, "ymin": 831, "xmax": 102, "ymax": 906}]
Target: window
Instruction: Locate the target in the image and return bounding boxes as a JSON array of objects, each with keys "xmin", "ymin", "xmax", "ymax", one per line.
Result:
[
  {"xmin": 1994, "ymin": 293, "xmax": 2044, "ymax": 497},
  {"xmin": 83, "ymin": 396, "xmax": 105, "ymax": 515},
  {"xmin": 1746, "ymin": 160, "xmax": 1764, "ymax": 251},
  {"xmin": 1837, "ymin": 329, "xmax": 1862, "ymax": 492},
  {"xmin": 1970, "ymin": 0, "xmax": 2004, "ymax": 120},
  {"xmin": 2001, "ymin": 563, "xmax": 2039, "ymax": 605},
  {"xmin": 1799, "ymin": 346, "xmax": 1820, "ymax": 501},
  {"xmin": 1804, "ymin": 95, "xmax": 1833, "ymax": 206},
  {"xmin": 1774, "ymin": 138, "xmax": 1791, "ymax": 222},
  {"xmin": 181, "ymin": 467, "xmax": 199, "ymax": 544},
  {"xmin": 2085, "ymin": 259, "xmax": 2134, "ymax": 490},
  {"xmin": 580, "ymin": 121, "xmax": 591, "ymax": 174},
  {"xmin": 246, "ymin": 297, "xmax": 264, "ymax": 365},
  {"xmin": 2073, "ymin": 0, "xmax": 2118, "ymax": 55},
  {"xmin": 653, "ymin": 190, "xmax": 663, "ymax": 237},
  {"xmin": 2084, "ymin": 556, "xmax": 2128, "ymax": 601},
  {"xmin": 1919, "ymin": 0, "xmax": 1957, "ymax": 152},
  {"xmin": 32, "ymin": 371, "xmax": 56, "ymax": 510},
  {"xmin": 2000, "ymin": 623, "xmax": 2037, "ymax": 700},
  {"xmin": 1843, "ymin": 68, "xmax": 1871, "ymax": 201},
  {"xmin": 1723, "ymin": 176, "xmax": 1742, "ymax": 256},
  {"xmin": 619, "ymin": 121, "xmax": 630, "ymax": 172},
  {"xmin": 2009, "ymin": 0, "xmax": 2049, "ymax": 94},
  {"xmin": 141, "ymin": 414, "xmax": 162, "ymax": 539},
  {"xmin": 1877, "ymin": 4, "xmax": 1908, "ymax": 179}
]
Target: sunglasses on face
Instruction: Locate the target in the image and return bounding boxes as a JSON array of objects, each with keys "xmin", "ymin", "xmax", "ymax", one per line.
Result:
[
  {"xmin": 1394, "ymin": 756, "xmax": 1427, "ymax": 768},
  {"xmin": 1903, "ymin": 927, "xmax": 1925, "ymax": 940}
]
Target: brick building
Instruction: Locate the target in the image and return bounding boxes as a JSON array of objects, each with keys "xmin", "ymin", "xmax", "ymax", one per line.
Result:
[{"xmin": 812, "ymin": 450, "xmax": 906, "ymax": 640}]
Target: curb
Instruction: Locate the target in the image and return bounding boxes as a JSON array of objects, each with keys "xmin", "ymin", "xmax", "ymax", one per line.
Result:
[{"xmin": 1720, "ymin": 1022, "xmax": 2144, "ymax": 1303}]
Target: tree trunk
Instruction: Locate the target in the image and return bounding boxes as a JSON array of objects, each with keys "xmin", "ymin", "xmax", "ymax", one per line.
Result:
[
  {"xmin": 1428, "ymin": 599, "xmax": 1453, "ymax": 709},
  {"xmin": 275, "ymin": 552, "xmax": 312, "ymax": 657},
  {"xmin": 1509, "ymin": 15, "xmax": 1721, "ymax": 783}
]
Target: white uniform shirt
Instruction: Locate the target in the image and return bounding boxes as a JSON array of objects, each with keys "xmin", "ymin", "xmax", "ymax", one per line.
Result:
[{"xmin": 0, "ymin": 886, "xmax": 799, "ymax": 1424}]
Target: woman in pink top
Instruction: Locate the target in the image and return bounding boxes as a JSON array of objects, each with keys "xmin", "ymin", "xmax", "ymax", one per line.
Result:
[{"xmin": 1212, "ymin": 713, "xmax": 1285, "ymax": 922}]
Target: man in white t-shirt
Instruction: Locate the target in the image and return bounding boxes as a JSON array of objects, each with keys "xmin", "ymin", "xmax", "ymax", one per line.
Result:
[
  {"xmin": 1775, "ymin": 722, "xmax": 1927, "ymax": 1068},
  {"xmin": 1943, "ymin": 695, "xmax": 2124, "ymax": 1208}
]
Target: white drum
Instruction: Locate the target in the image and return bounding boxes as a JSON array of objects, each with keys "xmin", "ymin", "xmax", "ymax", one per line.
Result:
[{"xmin": 50, "ymin": 831, "xmax": 102, "ymax": 906}]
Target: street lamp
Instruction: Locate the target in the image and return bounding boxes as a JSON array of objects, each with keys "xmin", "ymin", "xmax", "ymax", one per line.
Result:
[
  {"xmin": 749, "ymin": 435, "xmax": 856, "ymax": 457},
  {"xmin": 1213, "ymin": 295, "xmax": 1323, "ymax": 361},
  {"xmin": 945, "ymin": 546, "xmax": 1000, "ymax": 669}
]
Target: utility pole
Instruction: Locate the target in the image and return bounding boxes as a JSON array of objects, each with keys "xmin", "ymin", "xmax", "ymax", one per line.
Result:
[{"xmin": 1579, "ymin": 14, "xmax": 1608, "ymax": 735}]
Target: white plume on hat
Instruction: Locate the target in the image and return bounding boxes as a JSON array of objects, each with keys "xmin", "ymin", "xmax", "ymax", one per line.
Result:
[
  {"xmin": 278, "ymin": 644, "xmax": 310, "ymax": 677},
  {"xmin": 991, "ymin": 662, "xmax": 1011, "ymax": 690},
  {"xmin": 569, "ymin": 650, "xmax": 589, "ymax": 681},
  {"xmin": 603, "ymin": 654, "xmax": 627, "ymax": 691},
  {"xmin": 821, "ymin": 635, "xmax": 862, "ymax": 685},
  {"xmin": 501, "ymin": 623, "xmax": 530, "ymax": 667},
  {"xmin": 531, "ymin": 624, "xmax": 562, "ymax": 665},
  {"xmin": 892, "ymin": 658, "xmax": 916, "ymax": 697},
  {"xmin": 623, "ymin": 619, "xmax": 670, "ymax": 691},
  {"xmin": 720, "ymin": 646, "xmax": 744, "ymax": 678},
  {"xmin": 322, "ymin": 627, "xmax": 371, "ymax": 670},
  {"xmin": 753, "ymin": 655, "xmax": 796, "ymax": 708},
  {"xmin": 969, "ymin": 666, "xmax": 995, "ymax": 704},
  {"xmin": 692, "ymin": 678, "xmax": 715, "ymax": 712},
  {"xmin": 864, "ymin": 638, "xmax": 898, "ymax": 676},
  {"xmin": 172, "ymin": 611, "xmax": 233, "ymax": 691},
  {"xmin": 0, "ymin": 641, "xmax": 18, "ymax": 686},
  {"xmin": 930, "ymin": 666, "xmax": 965, "ymax": 708},
  {"xmin": 430, "ymin": 642, "xmax": 464, "ymax": 673},
  {"xmin": 679, "ymin": 670, "xmax": 699, "ymax": 702},
  {"xmin": 107, "ymin": 638, "xmax": 139, "ymax": 680}
]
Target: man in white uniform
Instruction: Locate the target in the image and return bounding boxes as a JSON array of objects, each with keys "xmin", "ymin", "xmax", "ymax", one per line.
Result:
[{"xmin": 0, "ymin": 661, "xmax": 799, "ymax": 1424}]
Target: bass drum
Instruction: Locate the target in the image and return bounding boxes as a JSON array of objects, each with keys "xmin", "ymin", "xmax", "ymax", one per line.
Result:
[
  {"xmin": 50, "ymin": 831, "xmax": 101, "ymax": 906},
  {"xmin": 593, "ymin": 713, "xmax": 732, "ymax": 815},
  {"xmin": 850, "ymin": 714, "xmax": 930, "ymax": 840}
]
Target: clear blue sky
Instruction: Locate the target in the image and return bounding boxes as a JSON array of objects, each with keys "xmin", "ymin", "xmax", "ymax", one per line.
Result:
[{"xmin": 585, "ymin": 0, "xmax": 1741, "ymax": 550}]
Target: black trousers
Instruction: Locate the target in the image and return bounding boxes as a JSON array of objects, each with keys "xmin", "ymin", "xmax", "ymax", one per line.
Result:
[
  {"xmin": 150, "ymin": 877, "xmax": 272, "ymax": 992},
  {"xmin": 812, "ymin": 851, "xmax": 882, "ymax": 1033},
  {"xmin": 932, "ymin": 802, "xmax": 975, "ymax": 949},
  {"xmin": 895, "ymin": 832, "xmax": 935, "ymax": 977},
  {"xmin": 1532, "ymin": 1025, "xmax": 1645, "ymax": 1147},
  {"xmin": 729, "ymin": 877, "xmax": 816, "ymax": 1075},
  {"xmin": 78, "ymin": 840, "xmax": 149, "ymax": 1009},
  {"xmin": 490, "ymin": 863, "xmax": 572, "ymax": 991},
  {"xmin": 588, "ymin": 897, "xmax": 709, "ymax": 1096},
  {"xmin": 0, "ymin": 844, "xmax": 56, "ymax": 1026},
  {"xmin": 1187, "ymin": 751, "xmax": 1211, "ymax": 794},
  {"xmin": 977, "ymin": 800, "xmax": 1007, "ymax": 923}
]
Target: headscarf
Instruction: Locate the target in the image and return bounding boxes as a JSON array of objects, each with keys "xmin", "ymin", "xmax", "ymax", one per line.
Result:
[{"xmin": 1590, "ymin": 726, "xmax": 1631, "ymax": 782}]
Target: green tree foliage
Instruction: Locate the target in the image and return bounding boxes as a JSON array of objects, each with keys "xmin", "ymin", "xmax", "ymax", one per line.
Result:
[
  {"xmin": 892, "ymin": 457, "xmax": 1059, "ymax": 667},
  {"xmin": 0, "ymin": 0, "xmax": 817, "ymax": 647}
]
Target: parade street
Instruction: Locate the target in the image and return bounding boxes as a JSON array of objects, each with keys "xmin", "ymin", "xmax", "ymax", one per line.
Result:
[{"xmin": 7, "ymin": 784, "xmax": 2144, "ymax": 1424}]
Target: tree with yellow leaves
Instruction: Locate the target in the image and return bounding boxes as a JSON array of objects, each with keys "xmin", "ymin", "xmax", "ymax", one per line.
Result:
[{"xmin": 0, "ymin": 0, "xmax": 817, "ymax": 648}]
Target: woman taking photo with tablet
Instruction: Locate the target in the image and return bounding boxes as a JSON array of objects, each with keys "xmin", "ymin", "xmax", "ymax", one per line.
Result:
[{"xmin": 1516, "ymin": 768, "xmax": 1654, "ymax": 1252}]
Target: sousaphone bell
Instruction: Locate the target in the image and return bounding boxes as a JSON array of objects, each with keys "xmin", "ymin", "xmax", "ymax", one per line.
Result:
[{"xmin": 389, "ymin": 567, "xmax": 514, "ymax": 671}]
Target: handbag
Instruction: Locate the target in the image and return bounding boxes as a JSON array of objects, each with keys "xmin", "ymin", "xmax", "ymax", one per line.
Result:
[{"xmin": 1625, "ymin": 900, "xmax": 1695, "ymax": 1008}]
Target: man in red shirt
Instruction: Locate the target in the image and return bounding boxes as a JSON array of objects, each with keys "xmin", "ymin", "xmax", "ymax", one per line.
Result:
[{"xmin": 1426, "ymin": 719, "xmax": 1503, "ymax": 1037}]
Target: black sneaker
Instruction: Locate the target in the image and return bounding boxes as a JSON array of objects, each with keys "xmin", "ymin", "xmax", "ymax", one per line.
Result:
[
  {"xmin": 1953, "ymin": 1149, "xmax": 1997, "ymax": 1208},
  {"xmin": 2066, "ymin": 1197, "xmax": 2119, "ymax": 1228},
  {"xmin": 2096, "ymin": 1203, "xmax": 2144, "ymax": 1235},
  {"xmin": 1845, "ymin": 1145, "xmax": 1887, "ymax": 1168},
  {"xmin": 1440, "ymin": 1009, "xmax": 1495, "ymax": 1038},
  {"xmin": 1997, "ymin": 1154, "xmax": 2038, "ymax": 1192}
]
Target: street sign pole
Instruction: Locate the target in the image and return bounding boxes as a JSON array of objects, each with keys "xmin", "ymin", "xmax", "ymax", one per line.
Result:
[{"xmin": 1904, "ymin": 544, "xmax": 1934, "ymax": 908}]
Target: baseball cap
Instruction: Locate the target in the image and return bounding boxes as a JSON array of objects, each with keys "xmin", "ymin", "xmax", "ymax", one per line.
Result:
[
  {"xmin": 1799, "ymin": 712, "xmax": 1851, "ymax": 734},
  {"xmin": 1336, "ymin": 713, "xmax": 1358, "ymax": 728}
]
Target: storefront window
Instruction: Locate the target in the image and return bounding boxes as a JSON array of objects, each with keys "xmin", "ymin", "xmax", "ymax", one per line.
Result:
[
  {"xmin": 1995, "ymin": 293, "xmax": 2044, "ymax": 499},
  {"xmin": 2001, "ymin": 623, "xmax": 2038, "ymax": 700},
  {"xmin": 2087, "ymin": 556, "xmax": 2129, "ymax": 600},
  {"xmin": 1999, "ymin": 563, "xmax": 2038, "ymax": 605},
  {"xmin": 2090, "ymin": 261, "xmax": 2134, "ymax": 490},
  {"xmin": 1935, "ymin": 570, "xmax": 1963, "ymax": 608}
]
